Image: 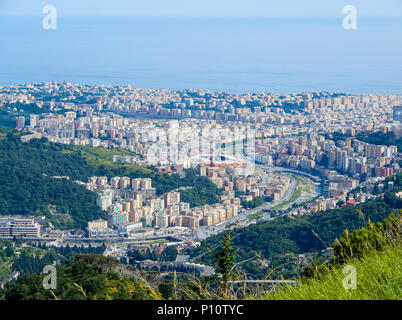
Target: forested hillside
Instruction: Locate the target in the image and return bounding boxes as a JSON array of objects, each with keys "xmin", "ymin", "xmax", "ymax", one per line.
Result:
[
  {"xmin": 62, "ymin": 141, "xmax": 221, "ymax": 204},
  {"xmin": 0, "ymin": 254, "xmax": 162, "ymax": 300},
  {"xmin": 0, "ymin": 132, "xmax": 105, "ymax": 229},
  {"xmin": 0, "ymin": 130, "xmax": 220, "ymax": 228},
  {"xmin": 2, "ymin": 212, "xmax": 400, "ymax": 300},
  {"xmin": 0, "ymin": 239, "xmax": 106, "ymax": 280},
  {"xmin": 356, "ymin": 131, "xmax": 402, "ymax": 151}
]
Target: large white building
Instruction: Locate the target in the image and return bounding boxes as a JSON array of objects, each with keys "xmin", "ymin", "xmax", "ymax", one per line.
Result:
[
  {"xmin": 0, "ymin": 217, "xmax": 41, "ymax": 238},
  {"xmin": 97, "ymin": 194, "xmax": 113, "ymax": 211}
]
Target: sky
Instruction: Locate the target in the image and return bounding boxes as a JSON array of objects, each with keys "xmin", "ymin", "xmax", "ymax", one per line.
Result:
[
  {"xmin": 0, "ymin": 0, "xmax": 401, "ymax": 93},
  {"xmin": 1, "ymin": 0, "xmax": 402, "ymax": 18}
]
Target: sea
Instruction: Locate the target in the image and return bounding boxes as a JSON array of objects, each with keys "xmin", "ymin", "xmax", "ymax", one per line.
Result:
[{"xmin": 0, "ymin": 16, "xmax": 401, "ymax": 94}]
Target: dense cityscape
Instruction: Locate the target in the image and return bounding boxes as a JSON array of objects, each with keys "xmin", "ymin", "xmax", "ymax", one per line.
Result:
[{"xmin": 0, "ymin": 82, "xmax": 400, "ymax": 285}]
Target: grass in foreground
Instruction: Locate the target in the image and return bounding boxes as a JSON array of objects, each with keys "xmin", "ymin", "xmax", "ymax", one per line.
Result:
[{"xmin": 257, "ymin": 246, "xmax": 402, "ymax": 300}]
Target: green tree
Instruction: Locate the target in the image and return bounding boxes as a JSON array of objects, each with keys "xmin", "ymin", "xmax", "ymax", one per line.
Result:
[{"xmin": 213, "ymin": 233, "xmax": 236, "ymax": 299}]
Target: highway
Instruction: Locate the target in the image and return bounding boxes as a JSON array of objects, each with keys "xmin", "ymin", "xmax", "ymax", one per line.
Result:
[
  {"xmin": 189, "ymin": 170, "xmax": 298, "ymax": 241},
  {"xmin": 188, "ymin": 166, "xmax": 321, "ymax": 241},
  {"xmin": 60, "ymin": 166, "xmax": 320, "ymax": 250}
]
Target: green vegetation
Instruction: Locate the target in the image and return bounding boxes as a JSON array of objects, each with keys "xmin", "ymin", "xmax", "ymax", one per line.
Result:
[
  {"xmin": 11, "ymin": 244, "xmax": 106, "ymax": 275},
  {"xmin": 185, "ymin": 208, "xmax": 402, "ymax": 300},
  {"xmin": 2, "ymin": 209, "xmax": 401, "ymax": 300},
  {"xmin": 0, "ymin": 240, "xmax": 14, "ymax": 281},
  {"xmin": 258, "ymin": 213, "xmax": 402, "ymax": 300},
  {"xmin": 0, "ymin": 102, "xmax": 59, "ymax": 128},
  {"xmin": 241, "ymin": 196, "xmax": 264, "ymax": 209},
  {"xmin": 0, "ymin": 108, "xmax": 15, "ymax": 127},
  {"xmin": 189, "ymin": 191, "xmax": 401, "ymax": 277},
  {"xmin": 270, "ymin": 175, "xmax": 314, "ymax": 210},
  {"xmin": 259, "ymin": 246, "xmax": 401, "ymax": 300},
  {"xmin": 0, "ymin": 130, "xmax": 221, "ymax": 228},
  {"xmin": 324, "ymin": 131, "xmax": 350, "ymax": 143},
  {"xmin": 357, "ymin": 131, "xmax": 402, "ymax": 151},
  {"xmin": 170, "ymin": 170, "xmax": 221, "ymax": 207},
  {"xmin": 127, "ymin": 246, "xmax": 178, "ymax": 263},
  {"xmin": 0, "ymin": 240, "xmax": 106, "ymax": 282},
  {"xmin": 264, "ymin": 102, "xmax": 305, "ymax": 114},
  {"xmin": 0, "ymin": 254, "xmax": 162, "ymax": 300},
  {"xmin": 212, "ymin": 233, "xmax": 237, "ymax": 299},
  {"xmin": 247, "ymin": 211, "xmax": 266, "ymax": 220},
  {"xmin": 0, "ymin": 132, "xmax": 106, "ymax": 229},
  {"xmin": 65, "ymin": 144, "xmax": 221, "ymax": 205},
  {"xmin": 271, "ymin": 189, "xmax": 301, "ymax": 210},
  {"xmin": 62, "ymin": 144, "xmax": 152, "ymax": 179}
]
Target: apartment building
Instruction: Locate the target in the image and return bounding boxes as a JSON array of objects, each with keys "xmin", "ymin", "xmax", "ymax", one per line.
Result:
[{"xmin": 0, "ymin": 217, "xmax": 41, "ymax": 238}]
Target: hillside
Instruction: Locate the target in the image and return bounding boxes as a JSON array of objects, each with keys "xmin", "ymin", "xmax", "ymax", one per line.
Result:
[
  {"xmin": 257, "ymin": 213, "xmax": 402, "ymax": 300},
  {"xmin": 258, "ymin": 246, "xmax": 401, "ymax": 300},
  {"xmin": 0, "ymin": 130, "xmax": 220, "ymax": 229},
  {"xmin": 1, "ymin": 212, "xmax": 400, "ymax": 300},
  {"xmin": 189, "ymin": 198, "xmax": 397, "ymax": 265},
  {"xmin": 0, "ymin": 132, "xmax": 106, "ymax": 229},
  {"xmin": 0, "ymin": 239, "xmax": 106, "ymax": 282},
  {"xmin": 0, "ymin": 254, "xmax": 162, "ymax": 300},
  {"xmin": 356, "ymin": 131, "xmax": 402, "ymax": 151}
]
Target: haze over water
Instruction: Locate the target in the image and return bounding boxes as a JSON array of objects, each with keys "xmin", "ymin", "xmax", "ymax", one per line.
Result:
[{"xmin": 0, "ymin": 17, "xmax": 401, "ymax": 94}]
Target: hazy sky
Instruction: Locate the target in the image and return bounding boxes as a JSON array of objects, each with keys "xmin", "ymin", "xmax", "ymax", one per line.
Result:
[{"xmin": 1, "ymin": 0, "xmax": 402, "ymax": 18}]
